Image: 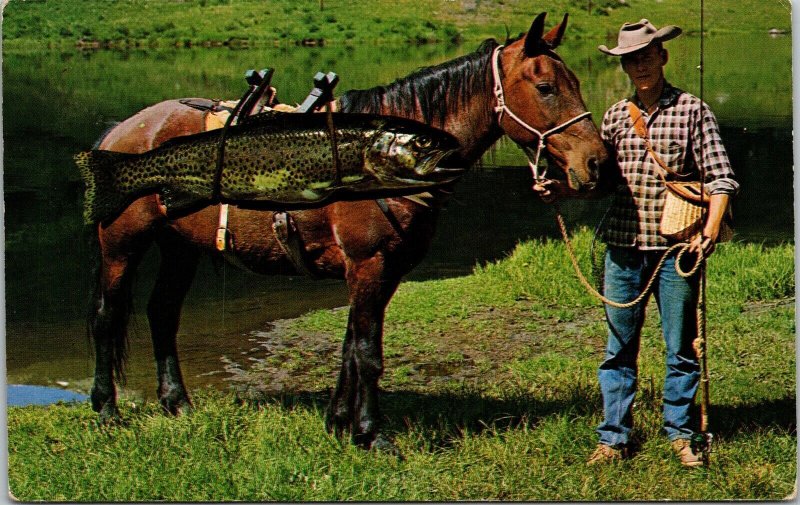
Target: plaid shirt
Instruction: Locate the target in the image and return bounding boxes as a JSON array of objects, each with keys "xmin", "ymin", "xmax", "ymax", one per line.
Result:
[{"xmin": 600, "ymin": 83, "xmax": 739, "ymax": 250}]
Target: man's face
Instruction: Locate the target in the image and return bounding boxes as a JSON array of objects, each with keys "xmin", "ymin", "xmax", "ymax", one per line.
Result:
[{"xmin": 621, "ymin": 44, "xmax": 667, "ymax": 92}]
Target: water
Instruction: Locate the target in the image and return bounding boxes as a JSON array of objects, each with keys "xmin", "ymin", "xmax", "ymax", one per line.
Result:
[
  {"xmin": 7, "ymin": 385, "xmax": 88, "ymax": 407},
  {"xmin": 4, "ymin": 35, "xmax": 792, "ymax": 402}
]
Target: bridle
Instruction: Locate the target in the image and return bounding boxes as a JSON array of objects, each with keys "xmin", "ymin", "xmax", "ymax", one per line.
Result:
[{"xmin": 491, "ymin": 45, "xmax": 592, "ymax": 182}]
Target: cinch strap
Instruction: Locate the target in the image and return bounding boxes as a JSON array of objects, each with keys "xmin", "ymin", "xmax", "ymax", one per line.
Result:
[
  {"xmin": 216, "ymin": 204, "xmax": 230, "ymax": 252},
  {"xmin": 491, "ymin": 45, "xmax": 592, "ymax": 181}
]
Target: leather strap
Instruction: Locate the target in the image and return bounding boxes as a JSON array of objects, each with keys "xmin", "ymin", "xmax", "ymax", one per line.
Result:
[
  {"xmin": 179, "ymin": 98, "xmax": 235, "ymax": 113},
  {"xmin": 216, "ymin": 204, "xmax": 230, "ymax": 252},
  {"xmin": 627, "ymin": 101, "xmax": 709, "ymax": 205},
  {"xmin": 627, "ymin": 101, "xmax": 681, "ymax": 178},
  {"xmin": 272, "ymin": 212, "xmax": 320, "ymax": 279},
  {"xmin": 212, "ymin": 204, "xmax": 258, "ymax": 272}
]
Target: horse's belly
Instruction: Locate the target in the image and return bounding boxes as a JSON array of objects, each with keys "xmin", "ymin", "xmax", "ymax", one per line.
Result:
[{"xmin": 169, "ymin": 205, "xmax": 346, "ymax": 278}]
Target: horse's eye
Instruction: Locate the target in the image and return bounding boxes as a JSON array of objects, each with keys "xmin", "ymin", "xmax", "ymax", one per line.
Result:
[
  {"xmin": 536, "ymin": 83, "xmax": 555, "ymax": 96},
  {"xmin": 414, "ymin": 135, "xmax": 433, "ymax": 149}
]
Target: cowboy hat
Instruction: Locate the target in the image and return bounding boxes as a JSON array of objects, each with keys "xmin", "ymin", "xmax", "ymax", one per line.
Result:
[{"xmin": 598, "ymin": 19, "xmax": 682, "ymax": 56}]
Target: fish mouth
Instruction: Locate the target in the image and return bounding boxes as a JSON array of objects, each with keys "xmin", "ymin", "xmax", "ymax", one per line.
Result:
[
  {"xmin": 414, "ymin": 149, "xmax": 459, "ymax": 177},
  {"xmin": 431, "ymin": 166, "xmax": 465, "ymax": 180},
  {"xmin": 393, "ymin": 166, "xmax": 464, "ymax": 186}
]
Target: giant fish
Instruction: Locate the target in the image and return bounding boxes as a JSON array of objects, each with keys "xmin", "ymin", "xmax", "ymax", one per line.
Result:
[{"xmin": 77, "ymin": 111, "xmax": 462, "ymax": 224}]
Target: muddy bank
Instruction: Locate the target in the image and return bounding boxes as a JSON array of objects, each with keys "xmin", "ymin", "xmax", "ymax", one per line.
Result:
[
  {"xmin": 220, "ymin": 297, "xmax": 795, "ymax": 401},
  {"xmin": 221, "ymin": 301, "xmax": 610, "ymax": 398}
]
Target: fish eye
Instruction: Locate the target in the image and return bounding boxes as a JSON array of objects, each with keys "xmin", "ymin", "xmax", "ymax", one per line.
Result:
[{"xmin": 414, "ymin": 135, "xmax": 433, "ymax": 149}]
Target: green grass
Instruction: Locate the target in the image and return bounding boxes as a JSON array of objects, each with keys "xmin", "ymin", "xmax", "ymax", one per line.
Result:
[
  {"xmin": 8, "ymin": 231, "xmax": 795, "ymax": 501},
  {"xmin": 9, "ymin": 389, "xmax": 796, "ymax": 501},
  {"xmin": 2, "ymin": 0, "xmax": 790, "ymax": 50}
]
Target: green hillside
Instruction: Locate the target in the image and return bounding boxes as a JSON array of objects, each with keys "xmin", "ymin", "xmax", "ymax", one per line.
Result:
[{"xmin": 2, "ymin": 0, "xmax": 791, "ymax": 50}]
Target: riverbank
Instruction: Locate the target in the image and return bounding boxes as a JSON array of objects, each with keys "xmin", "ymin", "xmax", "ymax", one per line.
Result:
[
  {"xmin": 8, "ymin": 231, "xmax": 795, "ymax": 500},
  {"xmin": 2, "ymin": 0, "xmax": 790, "ymax": 50}
]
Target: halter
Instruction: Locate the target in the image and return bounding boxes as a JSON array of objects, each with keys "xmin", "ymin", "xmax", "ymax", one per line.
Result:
[{"xmin": 491, "ymin": 45, "xmax": 593, "ymax": 181}]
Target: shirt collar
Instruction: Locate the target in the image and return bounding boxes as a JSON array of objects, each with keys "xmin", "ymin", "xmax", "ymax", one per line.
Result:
[{"xmin": 630, "ymin": 82, "xmax": 681, "ymax": 111}]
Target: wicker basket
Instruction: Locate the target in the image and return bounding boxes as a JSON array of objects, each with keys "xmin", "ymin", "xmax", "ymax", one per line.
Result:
[
  {"xmin": 660, "ymin": 182, "xmax": 705, "ymax": 242},
  {"xmin": 660, "ymin": 182, "xmax": 733, "ymax": 243}
]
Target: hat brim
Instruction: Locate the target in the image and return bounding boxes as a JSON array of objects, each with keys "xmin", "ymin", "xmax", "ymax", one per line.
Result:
[{"xmin": 598, "ymin": 25, "xmax": 682, "ymax": 56}]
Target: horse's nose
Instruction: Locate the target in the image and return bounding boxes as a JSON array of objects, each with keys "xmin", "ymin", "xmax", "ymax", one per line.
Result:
[{"xmin": 587, "ymin": 156, "xmax": 601, "ymax": 181}]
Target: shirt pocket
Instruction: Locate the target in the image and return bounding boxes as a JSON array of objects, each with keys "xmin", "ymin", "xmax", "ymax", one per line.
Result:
[{"xmin": 653, "ymin": 140, "xmax": 685, "ymax": 173}]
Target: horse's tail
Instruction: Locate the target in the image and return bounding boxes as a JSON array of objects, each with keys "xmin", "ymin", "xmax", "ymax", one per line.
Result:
[
  {"xmin": 75, "ymin": 150, "xmax": 135, "ymax": 225},
  {"xmin": 84, "ymin": 225, "xmax": 132, "ymax": 384}
]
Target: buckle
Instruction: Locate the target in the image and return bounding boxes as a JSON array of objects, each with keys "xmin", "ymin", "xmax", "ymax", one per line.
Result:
[{"xmin": 215, "ymin": 227, "xmax": 229, "ymax": 252}]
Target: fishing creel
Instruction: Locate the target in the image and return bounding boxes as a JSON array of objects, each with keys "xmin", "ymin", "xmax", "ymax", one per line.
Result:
[{"xmin": 660, "ymin": 181, "xmax": 733, "ymax": 243}]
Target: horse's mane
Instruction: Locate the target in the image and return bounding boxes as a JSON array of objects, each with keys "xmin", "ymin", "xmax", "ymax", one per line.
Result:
[{"xmin": 339, "ymin": 39, "xmax": 501, "ymax": 125}]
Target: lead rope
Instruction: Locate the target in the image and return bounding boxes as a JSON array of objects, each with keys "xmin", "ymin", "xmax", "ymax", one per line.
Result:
[{"xmin": 553, "ymin": 202, "xmax": 702, "ymax": 308}]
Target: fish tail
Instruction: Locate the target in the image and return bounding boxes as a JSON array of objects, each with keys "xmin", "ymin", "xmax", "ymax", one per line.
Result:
[{"xmin": 75, "ymin": 150, "xmax": 133, "ymax": 225}]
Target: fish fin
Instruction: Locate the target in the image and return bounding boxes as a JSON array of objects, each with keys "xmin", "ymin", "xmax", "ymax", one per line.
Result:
[
  {"xmin": 75, "ymin": 150, "xmax": 135, "ymax": 225},
  {"xmin": 401, "ymin": 194, "xmax": 432, "ymax": 207},
  {"xmin": 159, "ymin": 187, "xmax": 211, "ymax": 214}
]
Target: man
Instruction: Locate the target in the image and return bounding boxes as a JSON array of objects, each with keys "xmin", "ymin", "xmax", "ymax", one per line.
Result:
[{"xmin": 534, "ymin": 20, "xmax": 739, "ymax": 467}]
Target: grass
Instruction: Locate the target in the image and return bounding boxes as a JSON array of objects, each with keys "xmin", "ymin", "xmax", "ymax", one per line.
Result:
[
  {"xmin": 8, "ymin": 230, "xmax": 795, "ymax": 501},
  {"xmin": 2, "ymin": 0, "xmax": 790, "ymax": 50}
]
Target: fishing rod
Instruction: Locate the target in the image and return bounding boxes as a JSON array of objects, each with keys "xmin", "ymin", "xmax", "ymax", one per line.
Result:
[{"xmin": 691, "ymin": 0, "xmax": 713, "ymax": 467}]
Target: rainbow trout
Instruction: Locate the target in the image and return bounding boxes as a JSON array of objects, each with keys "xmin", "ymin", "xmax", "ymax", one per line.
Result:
[{"xmin": 77, "ymin": 111, "xmax": 461, "ymax": 224}]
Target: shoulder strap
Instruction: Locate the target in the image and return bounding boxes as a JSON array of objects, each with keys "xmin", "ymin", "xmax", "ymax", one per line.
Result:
[
  {"xmin": 626, "ymin": 101, "xmax": 680, "ymax": 178},
  {"xmin": 628, "ymin": 101, "xmax": 708, "ymax": 202}
]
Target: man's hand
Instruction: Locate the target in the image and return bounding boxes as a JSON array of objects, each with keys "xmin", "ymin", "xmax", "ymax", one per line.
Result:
[
  {"xmin": 531, "ymin": 179, "xmax": 572, "ymax": 203},
  {"xmin": 688, "ymin": 234, "xmax": 715, "ymax": 257},
  {"xmin": 687, "ymin": 193, "xmax": 730, "ymax": 258}
]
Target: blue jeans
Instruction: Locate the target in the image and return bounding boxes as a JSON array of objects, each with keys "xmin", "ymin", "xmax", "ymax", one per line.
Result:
[{"xmin": 597, "ymin": 246, "xmax": 700, "ymax": 447}]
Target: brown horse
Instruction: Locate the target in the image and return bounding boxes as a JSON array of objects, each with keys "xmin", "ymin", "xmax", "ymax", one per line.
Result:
[{"xmin": 88, "ymin": 12, "xmax": 608, "ymax": 449}]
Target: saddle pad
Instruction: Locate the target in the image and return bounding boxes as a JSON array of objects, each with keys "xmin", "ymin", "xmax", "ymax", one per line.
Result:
[
  {"xmin": 204, "ymin": 100, "xmax": 241, "ymax": 131},
  {"xmin": 204, "ymin": 102, "xmax": 298, "ymax": 131}
]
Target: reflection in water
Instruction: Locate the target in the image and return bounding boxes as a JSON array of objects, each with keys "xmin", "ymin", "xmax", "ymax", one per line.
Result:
[{"xmin": 4, "ymin": 37, "xmax": 793, "ymax": 398}]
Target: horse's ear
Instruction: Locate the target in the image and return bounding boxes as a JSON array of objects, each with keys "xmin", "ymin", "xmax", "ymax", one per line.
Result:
[
  {"xmin": 523, "ymin": 12, "xmax": 547, "ymax": 57},
  {"xmin": 543, "ymin": 13, "xmax": 568, "ymax": 49}
]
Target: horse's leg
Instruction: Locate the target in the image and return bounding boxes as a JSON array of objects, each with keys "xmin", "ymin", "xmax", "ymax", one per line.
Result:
[
  {"xmin": 327, "ymin": 321, "xmax": 357, "ymax": 435},
  {"xmin": 90, "ymin": 255, "xmax": 136, "ymax": 422},
  {"xmin": 328, "ymin": 256, "xmax": 401, "ymax": 450},
  {"xmin": 146, "ymin": 230, "xmax": 199, "ymax": 415},
  {"xmin": 90, "ymin": 225, "xmax": 152, "ymax": 422}
]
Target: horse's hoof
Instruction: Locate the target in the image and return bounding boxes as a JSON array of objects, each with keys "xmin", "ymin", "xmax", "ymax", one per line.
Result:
[
  {"xmin": 96, "ymin": 403, "xmax": 122, "ymax": 426},
  {"xmin": 369, "ymin": 435, "xmax": 404, "ymax": 460},
  {"xmin": 160, "ymin": 397, "xmax": 193, "ymax": 416},
  {"xmin": 325, "ymin": 412, "xmax": 351, "ymax": 439},
  {"xmin": 91, "ymin": 389, "xmax": 121, "ymax": 424},
  {"xmin": 174, "ymin": 401, "xmax": 194, "ymax": 416},
  {"xmin": 90, "ymin": 387, "xmax": 114, "ymax": 413}
]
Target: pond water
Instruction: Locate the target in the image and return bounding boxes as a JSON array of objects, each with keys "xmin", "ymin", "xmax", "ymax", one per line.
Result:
[
  {"xmin": 7, "ymin": 385, "xmax": 88, "ymax": 407},
  {"xmin": 4, "ymin": 34, "xmax": 792, "ymax": 402}
]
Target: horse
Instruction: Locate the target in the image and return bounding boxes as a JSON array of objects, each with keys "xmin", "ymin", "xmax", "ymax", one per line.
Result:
[{"xmin": 88, "ymin": 12, "xmax": 608, "ymax": 449}]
